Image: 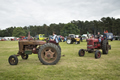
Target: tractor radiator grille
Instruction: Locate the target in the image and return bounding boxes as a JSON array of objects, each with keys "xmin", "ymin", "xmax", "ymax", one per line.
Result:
[{"xmin": 87, "ymin": 40, "xmax": 93, "ymax": 45}]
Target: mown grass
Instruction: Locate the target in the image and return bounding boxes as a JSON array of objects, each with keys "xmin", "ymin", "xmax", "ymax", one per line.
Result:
[{"xmin": 0, "ymin": 40, "xmax": 120, "ymax": 80}]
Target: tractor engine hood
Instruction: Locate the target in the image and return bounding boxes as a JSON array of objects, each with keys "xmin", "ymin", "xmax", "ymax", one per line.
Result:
[
  {"xmin": 19, "ymin": 40, "xmax": 46, "ymax": 45},
  {"xmin": 87, "ymin": 38, "xmax": 98, "ymax": 42}
]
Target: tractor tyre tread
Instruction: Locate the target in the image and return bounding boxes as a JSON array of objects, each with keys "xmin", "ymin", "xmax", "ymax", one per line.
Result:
[{"xmin": 102, "ymin": 40, "xmax": 108, "ymax": 54}]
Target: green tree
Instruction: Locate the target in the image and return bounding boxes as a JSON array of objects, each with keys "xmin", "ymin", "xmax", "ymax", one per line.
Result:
[
  {"xmin": 71, "ymin": 20, "xmax": 83, "ymax": 35},
  {"xmin": 43, "ymin": 24, "xmax": 48, "ymax": 36},
  {"xmin": 23, "ymin": 26, "xmax": 29, "ymax": 36},
  {"xmin": 0, "ymin": 30, "xmax": 6, "ymax": 37},
  {"xmin": 60, "ymin": 23, "xmax": 80, "ymax": 36},
  {"xmin": 12, "ymin": 27, "xmax": 26, "ymax": 37},
  {"xmin": 101, "ymin": 17, "xmax": 115, "ymax": 33},
  {"xmin": 114, "ymin": 19, "xmax": 120, "ymax": 35},
  {"xmin": 6, "ymin": 27, "xmax": 15, "ymax": 36}
]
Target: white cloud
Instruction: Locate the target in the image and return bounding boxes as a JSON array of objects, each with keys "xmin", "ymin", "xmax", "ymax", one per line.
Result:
[{"xmin": 0, "ymin": 0, "xmax": 120, "ymax": 30}]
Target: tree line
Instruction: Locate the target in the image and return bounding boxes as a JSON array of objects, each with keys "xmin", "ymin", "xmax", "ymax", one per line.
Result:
[{"xmin": 0, "ymin": 17, "xmax": 120, "ymax": 37}]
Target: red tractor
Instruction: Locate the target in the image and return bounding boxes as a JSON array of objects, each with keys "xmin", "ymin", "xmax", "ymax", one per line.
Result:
[{"xmin": 78, "ymin": 36, "xmax": 111, "ymax": 59}]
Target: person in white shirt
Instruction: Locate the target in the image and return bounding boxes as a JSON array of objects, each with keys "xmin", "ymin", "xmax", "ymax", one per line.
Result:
[{"xmin": 50, "ymin": 32, "xmax": 59, "ymax": 45}]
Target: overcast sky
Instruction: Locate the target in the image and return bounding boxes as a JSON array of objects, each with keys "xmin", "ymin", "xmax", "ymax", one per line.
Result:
[{"xmin": 0, "ymin": 0, "xmax": 120, "ymax": 30}]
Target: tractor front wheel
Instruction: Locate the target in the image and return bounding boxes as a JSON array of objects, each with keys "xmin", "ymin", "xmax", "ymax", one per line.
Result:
[
  {"xmin": 8, "ymin": 55, "xmax": 18, "ymax": 65},
  {"xmin": 95, "ymin": 50, "xmax": 101, "ymax": 59},
  {"xmin": 78, "ymin": 49, "xmax": 85, "ymax": 57}
]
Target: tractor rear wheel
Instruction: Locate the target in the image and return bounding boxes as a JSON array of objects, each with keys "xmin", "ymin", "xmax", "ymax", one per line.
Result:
[
  {"xmin": 95, "ymin": 50, "xmax": 101, "ymax": 59},
  {"xmin": 8, "ymin": 55, "xmax": 18, "ymax": 65},
  {"xmin": 38, "ymin": 43, "xmax": 61, "ymax": 65},
  {"xmin": 102, "ymin": 40, "xmax": 109, "ymax": 54},
  {"xmin": 78, "ymin": 49, "xmax": 85, "ymax": 56},
  {"xmin": 21, "ymin": 54, "xmax": 28, "ymax": 59}
]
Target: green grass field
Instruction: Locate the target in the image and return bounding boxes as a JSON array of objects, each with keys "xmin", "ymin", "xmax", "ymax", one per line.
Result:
[{"xmin": 0, "ymin": 40, "xmax": 120, "ymax": 80}]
